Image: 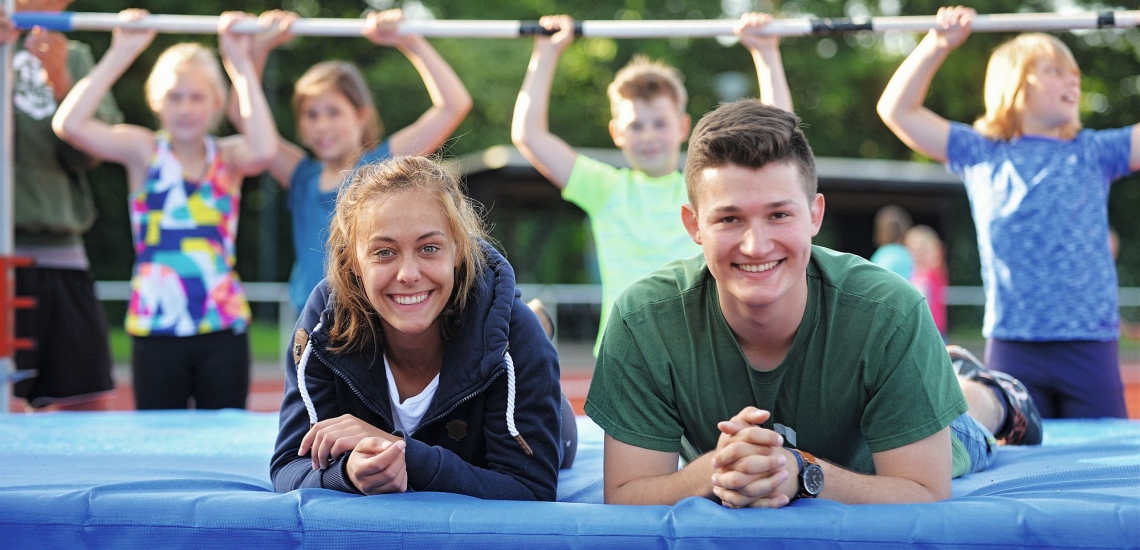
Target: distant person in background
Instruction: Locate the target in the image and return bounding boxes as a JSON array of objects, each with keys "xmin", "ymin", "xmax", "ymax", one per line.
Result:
[
  {"xmin": 233, "ymin": 8, "xmax": 471, "ymax": 315},
  {"xmin": 870, "ymin": 205, "xmax": 914, "ymax": 280},
  {"xmin": 53, "ymin": 10, "xmax": 278, "ymax": 409},
  {"xmin": 512, "ymin": 12, "xmax": 792, "ymax": 355},
  {"xmin": 2, "ymin": 0, "xmax": 119, "ymax": 411},
  {"xmin": 1109, "ymin": 228, "xmax": 1140, "ymax": 340},
  {"xmin": 878, "ymin": 6, "xmax": 1134, "ymax": 419},
  {"xmin": 905, "ymin": 225, "xmax": 949, "ymax": 338}
]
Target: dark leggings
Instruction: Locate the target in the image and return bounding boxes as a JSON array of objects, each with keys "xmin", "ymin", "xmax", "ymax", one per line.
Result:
[
  {"xmin": 985, "ymin": 339, "xmax": 1126, "ymax": 419},
  {"xmin": 132, "ymin": 330, "xmax": 250, "ymax": 410}
]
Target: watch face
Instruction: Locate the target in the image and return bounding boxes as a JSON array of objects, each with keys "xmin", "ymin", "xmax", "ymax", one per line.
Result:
[{"xmin": 803, "ymin": 463, "xmax": 824, "ymax": 495}]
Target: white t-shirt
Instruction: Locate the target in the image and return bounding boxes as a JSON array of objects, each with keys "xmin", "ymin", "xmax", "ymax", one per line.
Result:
[{"xmin": 384, "ymin": 355, "xmax": 440, "ymax": 435}]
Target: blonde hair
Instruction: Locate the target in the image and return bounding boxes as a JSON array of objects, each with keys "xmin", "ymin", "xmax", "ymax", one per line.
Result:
[
  {"xmin": 606, "ymin": 55, "xmax": 688, "ymax": 118},
  {"xmin": 293, "ymin": 61, "xmax": 382, "ymax": 147},
  {"xmin": 144, "ymin": 43, "xmax": 227, "ymax": 126},
  {"xmin": 974, "ymin": 33, "xmax": 1082, "ymax": 141},
  {"xmin": 324, "ymin": 156, "xmax": 487, "ymax": 355},
  {"xmin": 904, "ymin": 224, "xmax": 944, "ymax": 269}
]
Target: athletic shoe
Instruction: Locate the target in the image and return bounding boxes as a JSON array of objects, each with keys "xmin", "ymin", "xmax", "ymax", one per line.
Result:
[{"xmin": 946, "ymin": 345, "xmax": 1043, "ymax": 445}]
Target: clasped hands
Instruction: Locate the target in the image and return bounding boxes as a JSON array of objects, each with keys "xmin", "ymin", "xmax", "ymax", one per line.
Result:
[
  {"xmin": 710, "ymin": 407, "xmax": 798, "ymax": 508},
  {"xmin": 298, "ymin": 414, "xmax": 408, "ymax": 495}
]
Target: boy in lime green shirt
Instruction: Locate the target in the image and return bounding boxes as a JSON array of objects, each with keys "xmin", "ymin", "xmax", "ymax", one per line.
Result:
[{"xmin": 512, "ymin": 13, "xmax": 792, "ymax": 353}]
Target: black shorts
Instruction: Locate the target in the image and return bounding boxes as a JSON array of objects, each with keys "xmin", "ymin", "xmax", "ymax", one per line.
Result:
[
  {"xmin": 14, "ymin": 266, "xmax": 115, "ymax": 406},
  {"xmin": 131, "ymin": 329, "xmax": 250, "ymax": 410}
]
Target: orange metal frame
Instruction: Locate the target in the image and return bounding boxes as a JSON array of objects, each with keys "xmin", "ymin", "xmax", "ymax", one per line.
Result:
[{"xmin": 0, "ymin": 255, "xmax": 36, "ymax": 359}]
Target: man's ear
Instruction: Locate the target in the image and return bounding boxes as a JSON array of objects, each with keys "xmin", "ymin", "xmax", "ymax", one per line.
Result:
[
  {"xmin": 809, "ymin": 193, "xmax": 826, "ymax": 237},
  {"xmin": 681, "ymin": 203, "xmax": 701, "ymax": 245}
]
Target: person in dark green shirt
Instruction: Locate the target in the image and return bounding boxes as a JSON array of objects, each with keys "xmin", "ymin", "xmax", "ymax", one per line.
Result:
[
  {"xmin": 2, "ymin": 0, "xmax": 121, "ymax": 410},
  {"xmin": 586, "ymin": 99, "xmax": 1041, "ymax": 508}
]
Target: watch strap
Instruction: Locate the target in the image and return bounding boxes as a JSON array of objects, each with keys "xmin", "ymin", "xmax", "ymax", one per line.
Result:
[{"xmin": 789, "ymin": 448, "xmax": 821, "ymax": 499}]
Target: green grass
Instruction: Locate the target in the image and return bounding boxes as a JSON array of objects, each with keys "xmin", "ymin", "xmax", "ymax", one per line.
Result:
[{"xmin": 108, "ymin": 322, "xmax": 284, "ymax": 363}]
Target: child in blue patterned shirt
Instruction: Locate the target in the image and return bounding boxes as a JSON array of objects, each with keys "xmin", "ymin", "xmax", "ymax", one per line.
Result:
[{"xmin": 877, "ymin": 6, "xmax": 1137, "ymax": 419}]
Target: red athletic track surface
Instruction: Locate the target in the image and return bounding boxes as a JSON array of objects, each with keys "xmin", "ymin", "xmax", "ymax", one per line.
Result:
[{"xmin": 9, "ymin": 363, "xmax": 1140, "ymax": 419}]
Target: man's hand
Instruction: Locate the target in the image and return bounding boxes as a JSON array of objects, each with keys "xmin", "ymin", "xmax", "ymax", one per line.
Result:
[
  {"xmin": 710, "ymin": 406, "xmax": 795, "ymax": 508},
  {"xmin": 299, "ymin": 413, "xmax": 400, "ymax": 471}
]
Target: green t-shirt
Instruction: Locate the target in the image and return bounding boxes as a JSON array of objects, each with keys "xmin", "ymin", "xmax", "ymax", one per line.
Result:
[
  {"xmin": 585, "ymin": 246, "xmax": 969, "ymax": 475},
  {"xmin": 13, "ymin": 40, "xmax": 122, "ymax": 246},
  {"xmin": 563, "ymin": 154, "xmax": 701, "ymax": 353}
]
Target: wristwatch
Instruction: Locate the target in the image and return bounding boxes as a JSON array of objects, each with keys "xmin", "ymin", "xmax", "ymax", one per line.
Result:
[{"xmin": 789, "ymin": 448, "xmax": 824, "ymax": 499}]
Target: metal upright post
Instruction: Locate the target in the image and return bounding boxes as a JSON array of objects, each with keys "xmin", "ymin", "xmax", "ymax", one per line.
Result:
[{"xmin": 1, "ymin": 0, "xmax": 17, "ymax": 414}]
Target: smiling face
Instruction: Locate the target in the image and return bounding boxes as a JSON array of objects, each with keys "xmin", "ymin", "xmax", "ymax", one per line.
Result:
[
  {"xmin": 682, "ymin": 161, "xmax": 824, "ymax": 323},
  {"xmin": 155, "ymin": 68, "xmax": 223, "ymax": 144},
  {"xmin": 1020, "ymin": 57, "xmax": 1081, "ymax": 136},
  {"xmin": 298, "ymin": 89, "xmax": 369, "ymax": 166},
  {"xmin": 354, "ymin": 188, "xmax": 457, "ymax": 345},
  {"xmin": 609, "ymin": 96, "xmax": 691, "ymax": 178}
]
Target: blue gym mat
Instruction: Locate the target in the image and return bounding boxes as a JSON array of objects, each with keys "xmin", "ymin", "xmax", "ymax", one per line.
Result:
[{"xmin": 0, "ymin": 411, "xmax": 1136, "ymax": 549}]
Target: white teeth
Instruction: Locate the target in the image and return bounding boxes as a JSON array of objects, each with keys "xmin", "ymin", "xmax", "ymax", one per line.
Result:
[
  {"xmin": 393, "ymin": 292, "xmax": 429, "ymax": 305},
  {"xmin": 738, "ymin": 261, "xmax": 779, "ymax": 273}
]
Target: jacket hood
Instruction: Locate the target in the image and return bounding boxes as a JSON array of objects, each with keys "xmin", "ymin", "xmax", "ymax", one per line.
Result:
[{"xmin": 308, "ymin": 240, "xmax": 521, "ymax": 420}]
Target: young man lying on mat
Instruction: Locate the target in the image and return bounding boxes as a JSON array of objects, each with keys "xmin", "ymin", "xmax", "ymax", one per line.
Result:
[{"xmin": 585, "ymin": 99, "xmax": 1041, "ymax": 507}]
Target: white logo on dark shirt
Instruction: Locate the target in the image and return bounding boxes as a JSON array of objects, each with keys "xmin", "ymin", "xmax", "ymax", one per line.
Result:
[{"xmin": 13, "ymin": 50, "xmax": 57, "ymax": 120}]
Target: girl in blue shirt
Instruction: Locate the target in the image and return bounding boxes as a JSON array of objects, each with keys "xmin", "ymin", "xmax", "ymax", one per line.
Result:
[
  {"xmin": 877, "ymin": 6, "xmax": 1137, "ymax": 419},
  {"xmin": 235, "ymin": 9, "xmax": 471, "ymax": 311}
]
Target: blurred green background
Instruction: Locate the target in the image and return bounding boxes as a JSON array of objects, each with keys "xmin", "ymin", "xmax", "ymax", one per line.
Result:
[{"xmin": 51, "ymin": 0, "xmax": 1140, "ymax": 357}]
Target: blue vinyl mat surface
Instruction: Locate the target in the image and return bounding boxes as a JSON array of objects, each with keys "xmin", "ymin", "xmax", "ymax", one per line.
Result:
[{"xmin": 0, "ymin": 411, "xmax": 1137, "ymax": 549}]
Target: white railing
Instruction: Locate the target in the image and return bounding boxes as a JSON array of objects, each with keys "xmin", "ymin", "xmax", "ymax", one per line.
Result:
[{"xmin": 93, "ymin": 281, "xmax": 1140, "ymax": 365}]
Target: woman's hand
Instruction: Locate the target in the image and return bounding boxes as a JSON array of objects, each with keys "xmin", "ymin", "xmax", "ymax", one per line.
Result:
[
  {"xmin": 346, "ymin": 437, "xmax": 409, "ymax": 495},
  {"xmin": 299, "ymin": 413, "xmax": 400, "ymax": 470}
]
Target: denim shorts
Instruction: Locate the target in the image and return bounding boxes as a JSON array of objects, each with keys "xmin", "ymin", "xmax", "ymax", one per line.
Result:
[{"xmin": 951, "ymin": 413, "xmax": 998, "ymax": 474}]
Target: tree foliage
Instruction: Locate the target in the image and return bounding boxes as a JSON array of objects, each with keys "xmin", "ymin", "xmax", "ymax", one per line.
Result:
[{"xmin": 65, "ymin": 0, "xmax": 1139, "ymax": 296}]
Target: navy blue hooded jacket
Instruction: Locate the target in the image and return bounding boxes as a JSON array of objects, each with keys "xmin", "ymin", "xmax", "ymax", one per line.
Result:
[{"xmin": 271, "ymin": 244, "xmax": 563, "ymax": 501}]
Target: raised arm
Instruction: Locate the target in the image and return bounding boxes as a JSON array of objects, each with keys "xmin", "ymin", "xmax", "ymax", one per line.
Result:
[
  {"xmin": 52, "ymin": 9, "xmax": 156, "ymax": 186},
  {"xmin": 735, "ymin": 12, "xmax": 792, "ymax": 112},
  {"xmin": 226, "ymin": 10, "xmax": 306, "ymax": 187},
  {"xmin": 510, "ymin": 15, "xmax": 580, "ymax": 188},
  {"xmin": 216, "ymin": 11, "xmax": 278, "ymax": 179},
  {"xmin": 366, "ymin": 10, "xmax": 473, "ymax": 157},
  {"xmin": 877, "ymin": 6, "xmax": 974, "ymax": 163},
  {"xmin": 1130, "ymin": 124, "xmax": 1140, "ymax": 171}
]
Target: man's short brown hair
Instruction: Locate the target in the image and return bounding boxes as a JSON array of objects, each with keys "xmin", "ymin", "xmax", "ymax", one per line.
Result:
[
  {"xmin": 606, "ymin": 55, "xmax": 688, "ymax": 118},
  {"xmin": 684, "ymin": 99, "xmax": 817, "ymax": 209}
]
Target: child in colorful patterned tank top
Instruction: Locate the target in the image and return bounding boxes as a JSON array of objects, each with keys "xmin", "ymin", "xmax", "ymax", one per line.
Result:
[
  {"xmin": 53, "ymin": 9, "xmax": 278, "ymax": 410},
  {"xmin": 230, "ymin": 9, "xmax": 471, "ymax": 314},
  {"xmin": 877, "ymin": 5, "xmax": 1137, "ymax": 418}
]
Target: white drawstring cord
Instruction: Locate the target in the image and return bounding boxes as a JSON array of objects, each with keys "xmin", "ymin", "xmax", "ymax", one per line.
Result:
[
  {"xmin": 296, "ymin": 322, "xmax": 322, "ymax": 425},
  {"xmin": 503, "ymin": 351, "xmax": 533, "ymax": 456}
]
